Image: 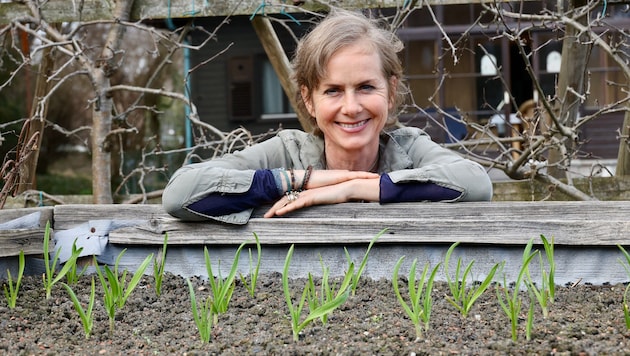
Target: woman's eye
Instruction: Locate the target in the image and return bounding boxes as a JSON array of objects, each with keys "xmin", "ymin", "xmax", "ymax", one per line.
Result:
[
  {"xmin": 359, "ymin": 84, "xmax": 375, "ymax": 92},
  {"xmin": 324, "ymin": 88, "xmax": 340, "ymax": 96}
]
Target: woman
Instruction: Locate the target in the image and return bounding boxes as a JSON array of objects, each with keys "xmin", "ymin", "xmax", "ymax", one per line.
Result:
[{"xmin": 162, "ymin": 9, "xmax": 493, "ymax": 224}]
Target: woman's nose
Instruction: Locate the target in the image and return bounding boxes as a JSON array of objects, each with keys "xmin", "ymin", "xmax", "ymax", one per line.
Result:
[{"xmin": 341, "ymin": 92, "xmax": 361, "ymax": 116}]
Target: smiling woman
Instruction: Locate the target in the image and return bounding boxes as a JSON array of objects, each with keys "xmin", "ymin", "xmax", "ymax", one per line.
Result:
[{"xmin": 162, "ymin": 9, "xmax": 493, "ymax": 225}]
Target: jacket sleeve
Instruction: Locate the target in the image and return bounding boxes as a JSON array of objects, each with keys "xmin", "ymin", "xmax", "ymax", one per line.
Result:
[
  {"xmin": 386, "ymin": 129, "xmax": 493, "ymax": 202},
  {"xmin": 162, "ymin": 136, "xmax": 292, "ymax": 224}
]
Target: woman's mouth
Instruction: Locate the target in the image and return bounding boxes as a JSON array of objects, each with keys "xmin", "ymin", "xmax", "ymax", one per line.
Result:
[{"xmin": 336, "ymin": 119, "xmax": 369, "ymax": 129}]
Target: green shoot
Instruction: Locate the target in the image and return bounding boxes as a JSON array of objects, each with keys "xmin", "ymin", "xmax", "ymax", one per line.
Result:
[
  {"xmin": 3, "ymin": 250, "xmax": 25, "ymax": 309},
  {"xmin": 616, "ymin": 244, "xmax": 630, "ymax": 329},
  {"xmin": 540, "ymin": 234, "xmax": 555, "ymax": 303},
  {"xmin": 153, "ymin": 233, "xmax": 169, "ymax": 297},
  {"xmin": 186, "ymin": 278, "xmax": 213, "ymax": 343},
  {"xmin": 305, "ymin": 255, "xmax": 352, "ymax": 325},
  {"xmin": 444, "ymin": 242, "xmax": 500, "ymax": 318},
  {"xmin": 344, "ymin": 228, "xmax": 385, "ymax": 295},
  {"xmin": 94, "ymin": 250, "xmax": 154, "ymax": 334},
  {"xmin": 283, "ymin": 244, "xmax": 353, "ymax": 342},
  {"xmin": 623, "ymin": 283, "xmax": 630, "ymax": 330},
  {"xmin": 66, "ymin": 240, "xmax": 87, "ymax": 285},
  {"xmin": 63, "ymin": 277, "xmax": 96, "ymax": 339},
  {"xmin": 204, "ymin": 240, "xmax": 248, "ymax": 324},
  {"xmin": 239, "ymin": 233, "xmax": 262, "ymax": 297},
  {"xmin": 496, "ymin": 248, "xmax": 536, "ymax": 341},
  {"xmin": 392, "ymin": 256, "xmax": 441, "ymax": 338},
  {"xmin": 43, "ymin": 221, "xmax": 83, "ymax": 299},
  {"xmin": 523, "ymin": 235, "xmax": 555, "ymax": 318},
  {"xmin": 526, "ymin": 289, "xmax": 536, "ymax": 341}
]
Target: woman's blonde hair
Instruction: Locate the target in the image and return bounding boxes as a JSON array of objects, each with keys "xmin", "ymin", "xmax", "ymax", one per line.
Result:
[{"xmin": 291, "ymin": 9, "xmax": 407, "ymax": 136}]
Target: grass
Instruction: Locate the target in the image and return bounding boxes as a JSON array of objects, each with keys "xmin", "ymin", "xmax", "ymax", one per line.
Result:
[
  {"xmin": 204, "ymin": 241, "xmax": 248, "ymax": 324},
  {"xmin": 305, "ymin": 255, "xmax": 354, "ymax": 325},
  {"xmin": 496, "ymin": 246, "xmax": 537, "ymax": 341},
  {"xmin": 617, "ymin": 244, "xmax": 630, "ymax": 329},
  {"xmin": 392, "ymin": 256, "xmax": 440, "ymax": 338},
  {"xmin": 94, "ymin": 250, "xmax": 154, "ymax": 334},
  {"xmin": 344, "ymin": 229, "xmax": 385, "ymax": 295},
  {"xmin": 3, "ymin": 250, "xmax": 25, "ymax": 309},
  {"xmin": 43, "ymin": 222, "xmax": 83, "ymax": 299},
  {"xmin": 283, "ymin": 244, "xmax": 353, "ymax": 341},
  {"xmin": 186, "ymin": 278, "xmax": 213, "ymax": 343},
  {"xmin": 523, "ymin": 235, "xmax": 555, "ymax": 318},
  {"xmin": 444, "ymin": 242, "xmax": 501, "ymax": 318},
  {"xmin": 66, "ymin": 241, "xmax": 87, "ymax": 285},
  {"xmin": 153, "ymin": 233, "xmax": 168, "ymax": 297},
  {"xmin": 63, "ymin": 277, "xmax": 96, "ymax": 339},
  {"xmin": 239, "ymin": 233, "xmax": 262, "ymax": 297}
]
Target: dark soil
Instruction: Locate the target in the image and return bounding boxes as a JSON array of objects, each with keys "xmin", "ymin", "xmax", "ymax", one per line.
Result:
[{"xmin": 1, "ymin": 272, "xmax": 630, "ymax": 355}]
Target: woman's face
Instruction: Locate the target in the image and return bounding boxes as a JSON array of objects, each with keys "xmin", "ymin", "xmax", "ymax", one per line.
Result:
[{"xmin": 302, "ymin": 42, "xmax": 394, "ymax": 155}]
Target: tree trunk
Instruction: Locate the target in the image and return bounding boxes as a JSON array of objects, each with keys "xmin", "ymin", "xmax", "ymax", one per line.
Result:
[
  {"xmin": 616, "ymin": 109, "xmax": 630, "ymax": 176},
  {"xmin": 15, "ymin": 29, "xmax": 58, "ymax": 194},
  {"xmin": 547, "ymin": 0, "xmax": 591, "ymax": 178},
  {"xmin": 90, "ymin": 0, "xmax": 135, "ymax": 204}
]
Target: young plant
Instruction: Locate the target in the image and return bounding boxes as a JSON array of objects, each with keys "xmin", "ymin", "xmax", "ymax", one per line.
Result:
[
  {"xmin": 392, "ymin": 256, "xmax": 441, "ymax": 338},
  {"xmin": 496, "ymin": 247, "xmax": 536, "ymax": 341},
  {"xmin": 153, "ymin": 233, "xmax": 169, "ymax": 297},
  {"xmin": 204, "ymin": 240, "xmax": 248, "ymax": 324},
  {"xmin": 63, "ymin": 277, "xmax": 96, "ymax": 339},
  {"xmin": 239, "ymin": 233, "xmax": 261, "ymax": 297},
  {"xmin": 616, "ymin": 244, "xmax": 630, "ymax": 329},
  {"xmin": 66, "ymin": 240, "xmax": 87, "ymax": 285},
  {"xmin": 283, "ymin": 244, "xmax": 354, "ymax": 342},
  {"xmin": 444, "ymin": 242, "xmax": 500, "ymax": 318},
  {"xmin": 94, "ymin": 250, "xmax": 154, "ymax": 333},
  {"xmin": 43, "ymin": 222, "xmax": 84, "ymax": 299},
  {"xmin": 186, "ymin": 278, "xmax": 213, "ymax": 343},
  {"xmin": 523, "ymin": 235, "xmax": 556, "ymax": 318},
  {"xmin": 623, "ymin": 283, "xmax": 630, "ymax": 330},
  {"xmin": 305, "ymin": 255, "xmax": 353, "ymax": 325},
  {"xmin": 3, "ymin": 250, "xmax": 25, "ymax": 309},
  {"xmin": 344, "ymin": 228, "xmax": 385, "ymax": 295}
]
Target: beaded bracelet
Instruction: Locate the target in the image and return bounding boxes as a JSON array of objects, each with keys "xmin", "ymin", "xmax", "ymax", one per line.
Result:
[
  {"xmin": 300, "ymin": 165, "xmax": 313, "ymax": 190},
  {"xmin": 289, "ymin": 168, "xmax": 296, "ymax": 191}
]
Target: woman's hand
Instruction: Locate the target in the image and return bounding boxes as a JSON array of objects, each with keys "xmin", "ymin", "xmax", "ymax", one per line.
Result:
[{"xmin": 264, "ymin": 170, "xmax": 380, "ymax": 218}]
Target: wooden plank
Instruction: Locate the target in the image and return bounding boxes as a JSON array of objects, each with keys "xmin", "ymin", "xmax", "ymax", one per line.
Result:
[
  {"xmin": 0, "ymin": 207, "xmax": 53, "ymax": 257},
  {"xmin": 109, "ymin": 216, "xmax": 630, "ymax": 246},
  {"xmin": 54, "ymin": 201, "xmax": 630, "ymax": 223},
  {"xmin": 0, "ymin": 0, "xmax": 538, "ymax": 25},
  {"xmin": 49, "ymin": 201, "xmax": 630, "ymax": 246}
]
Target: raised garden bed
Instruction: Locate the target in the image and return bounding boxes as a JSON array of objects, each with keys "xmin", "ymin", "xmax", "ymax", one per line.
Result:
[{"xmin": 1, "ymin": 201, "xmax": 630, "ymax": 353}]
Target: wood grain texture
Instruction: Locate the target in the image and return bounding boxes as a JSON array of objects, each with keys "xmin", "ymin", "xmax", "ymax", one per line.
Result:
[
  {"xmin": 3, "ymin": 201, "xmax": 629, "ymax": 258},
  {"xmin": 0, "ymin": 207, "xmax": 53, "ymax": 257},
  {"xmin": 51, "ymin": 201, "xmax": 628, "ymax": 246}
]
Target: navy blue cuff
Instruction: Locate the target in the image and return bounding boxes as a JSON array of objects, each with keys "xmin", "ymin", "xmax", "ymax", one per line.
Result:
[
  {"xmin": 187, "ymin": 170, "xmax": 281, "ymax": 216},
  {"xmin": 379, "ymin": 174, "xmax": 461, "ymax": 203}
]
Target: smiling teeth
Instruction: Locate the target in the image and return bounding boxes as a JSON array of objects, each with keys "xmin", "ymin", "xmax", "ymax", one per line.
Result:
[{"xmin": 338, "ymin": 120, "xmax": 366, "ymax": 128}]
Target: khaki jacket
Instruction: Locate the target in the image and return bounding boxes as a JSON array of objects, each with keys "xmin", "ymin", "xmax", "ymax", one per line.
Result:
[{"xmin": 163, "ymin": 127, "xmax": 493, "ymax": 224}]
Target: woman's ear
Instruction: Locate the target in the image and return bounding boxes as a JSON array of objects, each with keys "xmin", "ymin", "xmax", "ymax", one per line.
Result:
[{"xmin": 301, "ymin": 86, "xmax": 315, "ymax": 117}]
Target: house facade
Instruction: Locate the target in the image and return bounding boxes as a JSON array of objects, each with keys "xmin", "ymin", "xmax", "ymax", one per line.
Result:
[{"xmin": 189, "ymin": 4, "xmax": 628, "ymax": 160}]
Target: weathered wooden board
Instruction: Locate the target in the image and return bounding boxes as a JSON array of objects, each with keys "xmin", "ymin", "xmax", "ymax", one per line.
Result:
[
  {"xmin": 0, "ymin": 207, "xmax": 53, "ymax": 257},
  {"xmin": 2, "ymin": 202, "xmax": 630, "ymax": 284},
  {"xmin": 47, "ymin": 201, "xmax": 630, "ymax": 246}
]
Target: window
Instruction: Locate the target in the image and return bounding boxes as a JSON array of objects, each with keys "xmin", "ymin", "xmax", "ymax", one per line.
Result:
[
  {"xmin": 227, "ymin": 55, "xmax": 295, "ymax": 121},
  {"xmin": 260, "ymin": 59, "xmax": 295, "ymax": 120}
]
